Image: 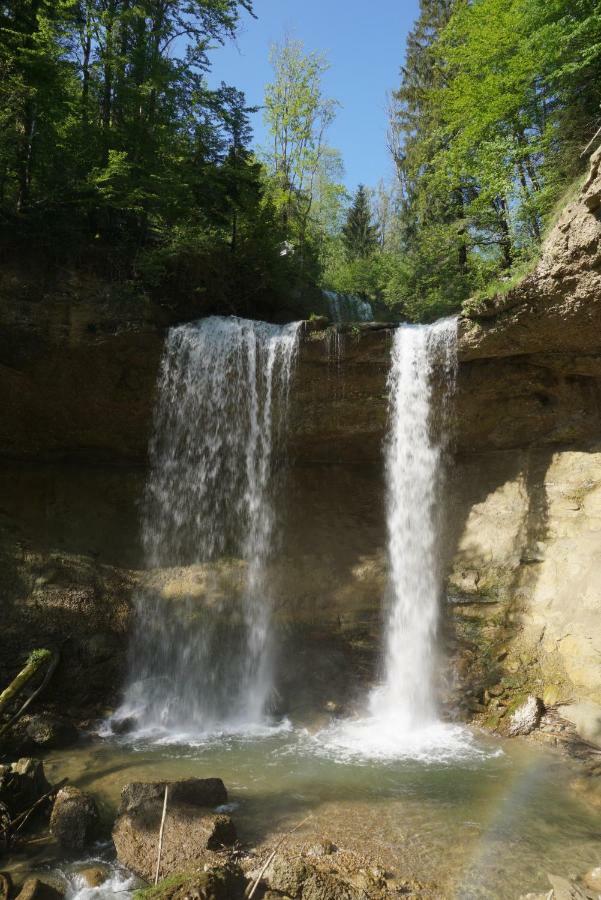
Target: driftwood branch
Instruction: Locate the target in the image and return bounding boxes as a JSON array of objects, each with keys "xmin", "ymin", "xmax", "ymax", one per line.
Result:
[
  {"xmin": 154, "ymin": 785, "xmax": 169, "ymax": 885},
  {"xmin": 245, "ymin": 816, "xmax": 312, "ymax": 899},
  {"xmin": 581, "ymin": 124, "xmax": 601, "ymax": 158},
  {"xmin": 11, "ymin": 778, "xmax": 69, "ymax": 835},
  {"xmin": 0, "ymin": 651, "xmax": 52, "ymax": 718},
  {"xmin": 0, "ymin": 652, "xmax": 59, "ymax": 741}
]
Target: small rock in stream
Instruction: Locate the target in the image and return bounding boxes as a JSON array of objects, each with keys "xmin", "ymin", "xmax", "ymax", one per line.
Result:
[
  {"xmin": 508, "ymin": 696, "xmax": 544, "ymax": 736},
  {"xmin": 14, "ymin": 879, "xmax": 64, "ymax": 900},
  {"xmin": 77, "ymin": 867, "xmax": 109, "ymax": 889}
]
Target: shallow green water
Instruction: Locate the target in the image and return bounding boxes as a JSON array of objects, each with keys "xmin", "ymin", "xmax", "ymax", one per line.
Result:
[{"xmin": 27, "ymin": 726, "xmax": 601, "ymax": 899}]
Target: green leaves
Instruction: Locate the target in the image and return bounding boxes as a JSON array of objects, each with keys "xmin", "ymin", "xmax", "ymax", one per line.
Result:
[{"xmin": 384, "ymin": 0, "xmax": 601, "ymax": 320}]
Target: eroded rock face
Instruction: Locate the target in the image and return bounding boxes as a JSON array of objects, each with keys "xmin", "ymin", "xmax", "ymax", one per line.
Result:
[{"xmin": 113, "ymin": 779, "xmax": 236, "ymax": 882}]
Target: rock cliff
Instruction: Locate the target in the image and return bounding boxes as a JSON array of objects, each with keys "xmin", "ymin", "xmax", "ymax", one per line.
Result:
[{"xmin": 1, "ymin": 151, "xmax": 600, "ymax": 743}]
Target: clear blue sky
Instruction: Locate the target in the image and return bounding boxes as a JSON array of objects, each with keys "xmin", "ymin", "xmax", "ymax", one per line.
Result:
[{"xmin": 208, "ymin": 0, "xmax": 420, "ymax": 192}]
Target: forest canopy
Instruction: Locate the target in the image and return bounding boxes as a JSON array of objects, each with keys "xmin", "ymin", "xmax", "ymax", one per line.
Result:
[
  {"xmin": 1, "ymin": 0, "xmax": 600, "ymax": 321},
  {"xmin": 344, "ymin": 0, "xmax": 601, "ymax": 321}
]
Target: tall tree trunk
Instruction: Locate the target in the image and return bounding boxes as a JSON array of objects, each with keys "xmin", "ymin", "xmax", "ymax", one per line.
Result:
[
  {"xmin": 16, "ymin": 104, "xmax": 35, "ymax": 213},
  {"xmin": 516, "ymin": 159, "xmax": 541, "ymax": 241},
  {"xmin": 494, "ymin": 196, "xmax": 513, "ymax": 270}
]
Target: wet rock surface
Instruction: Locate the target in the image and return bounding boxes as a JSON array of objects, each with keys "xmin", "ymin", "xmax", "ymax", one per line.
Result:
[
  {"xmin": 9, "ymin": 715, "xmax": 78, "ymax": 754},
  {"xmin": 49, "ymin": 785, "xmax": 99, "ymax": 850},
  {"xmin": 119, "ymin": 779, "xmax": 228, "ymax": 813},
  {"xmin": 113, "ymin": 779, "xmax": 236, "ymax": 883},
  {"xmin": 13, "ymin": 879, "xmax": 64, "ymax": 900}
]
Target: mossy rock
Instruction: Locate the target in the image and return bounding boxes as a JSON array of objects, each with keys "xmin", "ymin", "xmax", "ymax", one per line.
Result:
[{"xmin": 134, "ymin": 864, "xmax": 246, "ymax": 900}]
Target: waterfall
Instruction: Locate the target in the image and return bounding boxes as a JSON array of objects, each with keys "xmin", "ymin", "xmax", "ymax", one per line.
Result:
[
  {"xmin": 369, "ymin": 318, "xmax": 457, "ymax": 730},
  {"xmin": 119, "ymin": 316, "xmax": 300, "ymax": 737},
  {"xmin": 324, "ymin": 290, "xmax": 373, "ymax": 322},
  {"xmin": 314, "ymin": 317, "xmax": 460, "ymax": 760}
]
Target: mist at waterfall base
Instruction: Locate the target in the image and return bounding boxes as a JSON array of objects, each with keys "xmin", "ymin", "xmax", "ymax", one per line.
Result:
[
  {"xmin": 117, "ymin": 316, "xmax": 300, "ymax": 740},
  {"xmin": 116, "ymin": 314, "xmax": 487, "ymax": 762}
]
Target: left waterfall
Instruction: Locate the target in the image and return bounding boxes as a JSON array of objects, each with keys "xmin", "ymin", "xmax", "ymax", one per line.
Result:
[{"xmin": 119, "ymin": 316, "xmax": 301, "ymax": 738}]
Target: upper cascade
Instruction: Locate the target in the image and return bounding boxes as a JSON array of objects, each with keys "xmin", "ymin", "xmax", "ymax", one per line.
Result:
[{"xmin": 323, "ymin": 289, "xmax": 373, "ymax": 323}]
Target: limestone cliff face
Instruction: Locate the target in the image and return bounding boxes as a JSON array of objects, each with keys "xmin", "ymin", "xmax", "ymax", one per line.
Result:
[
  {"xmin": 449, "ymin": 147, "xmax": 601, "ymax": 741},
  {"xmin": 1, "ymin": 153, "xmax": 600, "ymax": 739}
]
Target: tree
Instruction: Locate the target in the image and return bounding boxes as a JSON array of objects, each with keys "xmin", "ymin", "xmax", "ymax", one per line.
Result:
[
  {"xmin": 263, "ymin": 37, "xmax": 338, "ymax": 242},
  {"xmin": 380, "ymin": 0, "xmax": 601, "ymax": 321},
  {"xmin": 342, "ymin": 185, "xmax": 378, "ymax": 261}
]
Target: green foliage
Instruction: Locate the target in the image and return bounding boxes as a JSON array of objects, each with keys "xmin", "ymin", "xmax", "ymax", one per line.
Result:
[
  {"xmin": 342, "ymin": 185, "xmax": 378, "ymax": 261},
  {"xmin": 381, "ymin": 0, "xmax": 601, "ymax": 321},
  {"xmin": 0, "ymin": 0, "xmax": 314, "ymax": 314}
]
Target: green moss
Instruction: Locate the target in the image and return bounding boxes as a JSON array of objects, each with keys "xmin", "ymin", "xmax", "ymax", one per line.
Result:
[
  {"xmin": 134, "ymin": 872, "xmax": 193, "ymax": 900},
  {"xmin": 27, "ymin": 648, "xmax": 51, "ymax": 665}
]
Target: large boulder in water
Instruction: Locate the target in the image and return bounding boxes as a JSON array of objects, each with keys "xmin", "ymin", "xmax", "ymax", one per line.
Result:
[
  {"xmin": 50, "ymin": 786, "xmax": 99, "ymax": 849},
  {"xmin": 113, "ymin": 778, "xmax": 235, "ymax": 882},
  {"xmin": 119, "ymin": 778, "xmax": 227, "ymax": 813}
]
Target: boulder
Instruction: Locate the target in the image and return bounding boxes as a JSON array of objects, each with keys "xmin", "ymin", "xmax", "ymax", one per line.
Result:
[
  {"xmin": 0, "ymin": 873, "xmax": 12, "ymax": 900},
  {"xmin": 119, "ymin": 778, "xmax": 227, "ymax": 814},
  {"xmin": 582, "ymin": 867, "xmax": 601, "ymax": 893},
  {"xmin": 263, "ymin": 854, "xmax": 375, "ymax": 900},
  {"xmin": 110, "ymin": 716, "xmax": 137, "ymax": 736},
  {"xmin": 113, "ymin": 803, "xmax": 236, "ymax": 883},
  {"xmin": 77, "ymin": 867, "xmax": 108, "ymax": 889},
  {"xmin": 135, "ymin": 864, "xmax": 246, "ymax": 900},
  {"xmin": 14, "ymin": 879, "xmax": 64, "ymax": 900},
  {"xmin": 12, "ymin": 715, "xmax": 79, "ymax": 752},
  {"xmin": 508, "ymin": 697, "xmax": 544, "ymax": 736},
  {"xmin": 0, "ymin": 760, "xmax": 50, "ymax": 817},
  {"xmin": 50, "ymin": 786, "xmax": 99, "ymax": 850}
]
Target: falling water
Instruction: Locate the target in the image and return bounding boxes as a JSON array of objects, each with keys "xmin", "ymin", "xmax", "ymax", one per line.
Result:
[
  {"xmin": 369, "ymin": 317, "xmax": 458, "ymax": 730},
  {"xmin": 314, "ymin": 317, "xmax": 459, "ymax": 759},
  {"xmin": 119, "ymin": 316, "xmax": 300, "ymax": 736},
  {"xmin": 323, "ymin": 289, "xmax": 373, "ymax": 322}
]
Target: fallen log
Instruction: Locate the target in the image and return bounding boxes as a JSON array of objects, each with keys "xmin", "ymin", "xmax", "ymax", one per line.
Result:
[
  {"xmin": 0, "ymin": 651, "xmax": 52, "ymax": 719},
  {"xmin": 0, "ymin": 653, "xmax": 59, "ymax": 742},
  {"xmin": 11, "ymin": 778, "xmax": 69, "ymax": 835}
]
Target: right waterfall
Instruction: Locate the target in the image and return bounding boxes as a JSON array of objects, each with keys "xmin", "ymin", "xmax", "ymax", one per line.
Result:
[{"xmin": 369, "ymin": 317, "xmax": 458, "ymax": 731}]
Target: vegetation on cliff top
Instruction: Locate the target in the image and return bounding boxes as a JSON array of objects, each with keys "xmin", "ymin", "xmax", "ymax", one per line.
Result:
[
  {"xmin": 0, "ymin": 0, "xmax": 599, "ymax": 321},
  {"xmin": 0, "ymin": 1, "xmax": 319, "ymax": 318},
  {"xmin": 323, "ymin": 0, "xmax": 601, "ymax": 321}
]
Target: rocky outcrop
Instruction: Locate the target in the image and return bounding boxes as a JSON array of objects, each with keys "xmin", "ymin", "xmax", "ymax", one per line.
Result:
[
  {"xmin": 50, "ymin": 786, "xmax": 99, "ymax": 850},
  {"xmin": 448, "ymin": 148, "xmax": 601, "ymax": 735},
  {"xmin": 113, "ymin": 779, "xmax": 236, "ymax": 882}
]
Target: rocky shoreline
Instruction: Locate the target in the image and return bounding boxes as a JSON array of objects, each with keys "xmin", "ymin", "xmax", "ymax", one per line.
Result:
[{"xmin": 1, "ymin": 762, "xmax": 600, "ymax": 900}]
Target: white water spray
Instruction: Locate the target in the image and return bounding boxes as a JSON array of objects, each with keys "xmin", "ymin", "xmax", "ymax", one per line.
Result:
[
  {"xmin": 119, "ymin": 316, "xmax": 300, "ymax": 737},
  {"xmin": 370, "ymin": 318, "xmax": 457, "ymax": 729},
  {"xmin": 313, "ymin": 318, "xmax": 460, "ymax": 759}
]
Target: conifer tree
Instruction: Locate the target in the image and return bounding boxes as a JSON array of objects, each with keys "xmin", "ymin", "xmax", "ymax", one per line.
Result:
[{"xmin": 342, "ymin": 185, "xmax": 378, "ymax": 261}]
